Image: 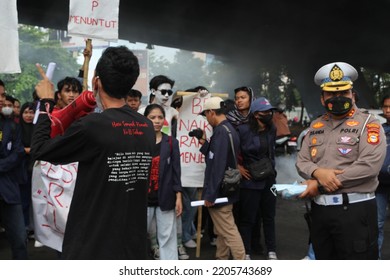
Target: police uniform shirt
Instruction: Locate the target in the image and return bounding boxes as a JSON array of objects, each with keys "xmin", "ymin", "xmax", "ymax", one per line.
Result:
[{"xmin": 296, "ymin": 105, "xmax": 386, "ymax": 193}]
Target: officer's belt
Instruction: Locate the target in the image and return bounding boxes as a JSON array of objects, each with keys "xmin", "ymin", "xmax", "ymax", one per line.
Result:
[{"xmin": 313, "ymin": 192, "xmax": 375, "ymax": 206}]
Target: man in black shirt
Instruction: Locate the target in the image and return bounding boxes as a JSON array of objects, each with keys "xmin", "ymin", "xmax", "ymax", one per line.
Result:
[{"xmin": 32, "ymin": 46, "xmax": 155, "ymax": 259}]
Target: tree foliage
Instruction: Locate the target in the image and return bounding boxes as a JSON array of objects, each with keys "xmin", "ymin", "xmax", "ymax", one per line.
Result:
[
  {"xmin": 149, "ymin": 50, "xmax": 218, "ymax": 92},
  {"xmin": 0, "ymin": 25, "xmax": 80, "ymax": 103},
  {"xmin": 362, "ymin": 68, "xmax": 390, "ymax": 107},
  {"xmin": 257, "ymin": 65, "xmax": 300, "ymax": 111}
]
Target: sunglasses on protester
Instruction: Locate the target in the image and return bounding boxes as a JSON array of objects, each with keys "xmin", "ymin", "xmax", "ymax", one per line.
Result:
[{"xmin": 158, "ymin": 89, "xmax": 174, "ymax": 96}]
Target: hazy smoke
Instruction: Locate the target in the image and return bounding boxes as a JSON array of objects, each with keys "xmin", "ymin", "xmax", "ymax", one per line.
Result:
[{"xmin": 275, "ymin": 153, "xmax": 303, "ymax": 184}]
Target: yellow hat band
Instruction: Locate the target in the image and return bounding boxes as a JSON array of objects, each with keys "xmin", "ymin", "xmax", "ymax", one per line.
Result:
[{"xmin": 321, "ymin": 81, "xmax": 353, "ymax": 92}]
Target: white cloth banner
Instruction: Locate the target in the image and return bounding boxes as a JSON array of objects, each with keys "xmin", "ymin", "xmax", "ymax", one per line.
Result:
[
  {"xmin": 31, "ymin": 161, "xmax": 78, "ymax": 252},
  {"xmin": 177, "ymin": 93, "xmax": 213, "ymax": 187},
  {"xmin": 0, "ymin": 0, "xmax": 20, "ymax": 73},
  {"xmin": 68, "ymin": 0, "xmax": 120, "ymax": 41}
]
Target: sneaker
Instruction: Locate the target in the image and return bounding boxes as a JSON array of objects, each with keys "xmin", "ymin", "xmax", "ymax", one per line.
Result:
[
  {"xmin": 301, "ymin": 255, "xmax": 310, "ymax": 260},
  {"xmin": 34, "ymin": 240, "xmax": 44, "ymax": 248},
  {"xmin": 151, "ymin": 247, "xmax": 160, "ymax": 260},
  {"xmin": 245, "ymin": 254, "xmax": 251, "ymax": 260},
  {"xmin": 191, "ymin": 233, "xmax": 203, "ymax": 240},
  {"xmin": 184, "ymin": 239, "xmax": 197, "ymax": 248},
  {"xmin": 210, "ymin": 237, "xmax": 217, "ymax": 246},
  {"xmin": 178, "ymin": 245, "xmax": 189, "ymax": 260},
  {"xmin": 267, "ymin": 251, "xmax": 278, "ymax": 260}
]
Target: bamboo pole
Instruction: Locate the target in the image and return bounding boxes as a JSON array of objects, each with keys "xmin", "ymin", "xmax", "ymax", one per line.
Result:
[
  {"xmin": 195, "ymin": 188, "xmax": 203, "ymax": 258},
  {"xmin": 82, "ymin": 39, "xmax": 92, "ymax": 91},
  {"xmin": 176, "ymin": 91, "xmax": 229, "ymax": 98}
]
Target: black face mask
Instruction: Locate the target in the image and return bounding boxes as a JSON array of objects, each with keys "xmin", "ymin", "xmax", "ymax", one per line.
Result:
[
  {"xmin": 256, "ymin": 114, "xmax": 273, "ymax": 124},
  {"xmin": 324, "ymin": 96, "xmax": 353, "ymax": 116}
]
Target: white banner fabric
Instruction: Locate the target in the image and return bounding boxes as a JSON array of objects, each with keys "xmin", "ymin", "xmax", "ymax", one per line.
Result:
[
  {"xmin": 177, "ymin": 93, "xmax": 213, "ymax": 187},
  {"xmin": 68, "ymin": 0, "xmax": 120, "ymax": 41},
  {"xmin": 0, "ymin": 0, "xmax": 20, "ymax": 73}
]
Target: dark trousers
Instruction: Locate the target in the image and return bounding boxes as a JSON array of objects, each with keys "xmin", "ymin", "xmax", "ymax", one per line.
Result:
[
  {"xmin": 19, "ymin": 171, "xmax": 32, "ymax": 228},
  {"xmin": 311, "ymin": 198, "xmax": 378, "ymax": 260},
  {"xmin": 238, "ymin": 187, "xmax": 276, "ymax": 255},
  {"xmin": 0, "ymin": 199, "xmax": 28, "ymax": 259}
]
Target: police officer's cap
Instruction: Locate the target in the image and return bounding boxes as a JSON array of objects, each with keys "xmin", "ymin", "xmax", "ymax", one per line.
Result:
[{"xmin": 314, "ymin": 62, "xmax": 358, "ymax": 92}]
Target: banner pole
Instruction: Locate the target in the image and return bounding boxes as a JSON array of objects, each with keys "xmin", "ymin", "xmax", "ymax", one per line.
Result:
[
  {"xmin": 195, "ymin": 188, "xmax": 203, "ymax": 258},
  {"xmin": 82, "ymin": 39, "xmax": 92, "ymax": 91},
  {"xmin": 176, "ymin": 91, "xmax": 229, "ymax": 98}
]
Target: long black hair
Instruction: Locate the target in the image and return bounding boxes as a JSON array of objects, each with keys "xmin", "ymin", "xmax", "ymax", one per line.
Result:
[
  {"xmin": 19, "ymin": 102, "xmax": 35, "ymax": 147},
  {"xmin": 144, "ymin": 103, "xmax": 166, "ymax": 118}
]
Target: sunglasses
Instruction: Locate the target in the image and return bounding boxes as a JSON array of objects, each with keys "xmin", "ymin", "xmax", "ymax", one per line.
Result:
[{"xmin": 159, "ymin": 89, "xmax": 174, "ymax": 96}]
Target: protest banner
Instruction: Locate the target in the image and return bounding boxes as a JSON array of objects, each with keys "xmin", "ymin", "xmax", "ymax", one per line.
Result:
[
  {"xmin": 67, "ymin": 0, "xmax": 120, "ymax": 41},
  {"xmin": 0, "ymin": 0, "xmax": 20, "ymax": 73},
  {"xmin": 32, "ymin": 161, "xmax": 78, "ymax": 252},
  {"xmin": 176, "ymin": 91, "xmax": 229, "ymax": 187},
  {"xmin": 176, "ymin": 92, "xmax": 212, "ymax": 187}
]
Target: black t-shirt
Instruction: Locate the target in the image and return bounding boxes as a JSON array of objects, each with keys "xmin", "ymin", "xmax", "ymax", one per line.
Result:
[{"xmin": 31, "ymin": 105, "xmax": 155, "ymax": 259}]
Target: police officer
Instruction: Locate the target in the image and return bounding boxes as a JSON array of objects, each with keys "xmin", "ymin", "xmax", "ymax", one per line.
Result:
[{"xmin": 296, "ymin": 62, "xmax": 386, "ymax": 260}]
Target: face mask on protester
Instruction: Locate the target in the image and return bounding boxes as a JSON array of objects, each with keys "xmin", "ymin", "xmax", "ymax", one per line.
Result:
[
  {"xmin": 1, "ymin": 107, "xmax": 13, "ymax": 116},
  {"xmin": 324, "ymin": 96, "xmax": 353, "ymax": 116},
  {"xmin": 256, "ymin": 113, "xmax": 273, "ymax": 124}
]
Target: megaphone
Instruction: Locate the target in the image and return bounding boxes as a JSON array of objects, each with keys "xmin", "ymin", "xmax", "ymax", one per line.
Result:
[{"xmin": 50, "ymin": 91, "xmax": 96, "ymax": 138}]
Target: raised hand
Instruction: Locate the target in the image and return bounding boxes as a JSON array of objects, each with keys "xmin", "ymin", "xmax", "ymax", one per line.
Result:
[{"xmin": 35, "ymin": 63, "xmax": 55, "ymax": 100}]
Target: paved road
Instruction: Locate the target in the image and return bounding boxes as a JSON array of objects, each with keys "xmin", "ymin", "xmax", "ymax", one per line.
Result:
[{"xmin": 0, "ymin": 198, "xmax": 312, "ymax": 260}]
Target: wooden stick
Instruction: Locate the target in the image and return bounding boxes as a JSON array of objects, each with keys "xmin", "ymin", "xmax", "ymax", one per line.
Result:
[
  {"xmin": 82, "ymin": 39, "xmax": 92, "ymax": 91},
  {"xmin": 195, "ymin": 188, "xmax": 203, "ymax": 258},
  {"xmin": 176, "ymin": 91, "xmax": 229, "ymax": 98}
]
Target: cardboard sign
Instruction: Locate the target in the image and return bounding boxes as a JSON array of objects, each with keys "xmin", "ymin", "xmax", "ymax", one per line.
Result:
[{"xmin": 68, "ymin": 0, "xmax": 120, "ymax": 41}]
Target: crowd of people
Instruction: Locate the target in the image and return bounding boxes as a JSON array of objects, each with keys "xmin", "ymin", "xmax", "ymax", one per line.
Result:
[{"xmin": 0, "ymin": 50, "xmax": 389, "ymax": 260}]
